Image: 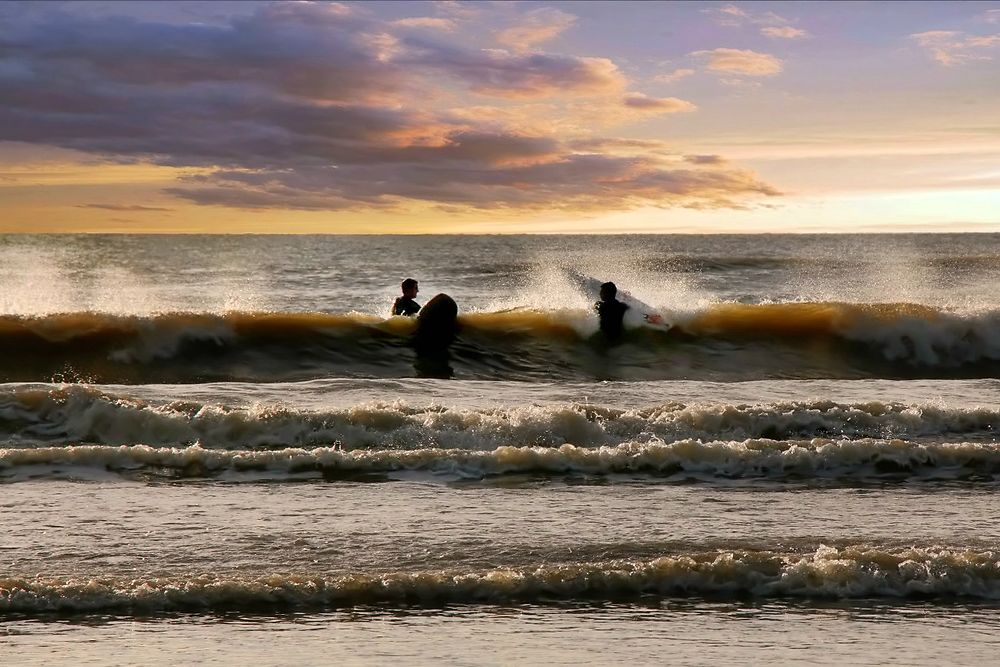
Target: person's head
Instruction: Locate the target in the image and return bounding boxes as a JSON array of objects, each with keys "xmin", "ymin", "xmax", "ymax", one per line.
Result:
[
  {"xmin": 599, "ymin": 282, "xmax": 617, "ymax": 302},
  {"xmin": 401, "ymin": 278, "xmax": 419, "ymax": 298}
]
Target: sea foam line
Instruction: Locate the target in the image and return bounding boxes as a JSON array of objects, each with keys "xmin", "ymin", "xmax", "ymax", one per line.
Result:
[
  {"xmin": 1, "ymin": 386, "xmax": 997, "ymax": 448},
  {"xmin": 2, "ymin": 440, "xmax": 999, "ymax": 480},
  {"xmin": 3, "ymin": 545, "xmax": 999, "ymax": 613}
]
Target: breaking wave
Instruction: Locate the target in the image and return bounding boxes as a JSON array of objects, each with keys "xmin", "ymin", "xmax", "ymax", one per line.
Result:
[
  {"xmin": 0, "ymin": 386, "xmax": 997, "ymax": 449},
  {"xmin": 3, "ymin": 439, "xmax": 999, "ymax": 483},
  {"xmin": 3, "ymin": 546, "xmax": 999, "ymax": 613},
  {"xmin": 0, "ymin": 304, "xmax": 997, "ymax": 382}
]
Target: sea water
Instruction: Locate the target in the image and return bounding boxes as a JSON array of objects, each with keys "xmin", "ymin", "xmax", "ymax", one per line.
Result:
[{"xmin": 1, "ymin": 234, "xmax": 999, "ymax": 665}]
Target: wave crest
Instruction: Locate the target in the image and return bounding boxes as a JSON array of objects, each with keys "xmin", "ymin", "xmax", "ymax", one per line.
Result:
[
  {"xmin": 0, "ymin": 304, "xmax": 998, "ymax": 381},
  {"xmin": 3, "ymin": 439, "xmax": 999, "ymax": 482},
  {"xmin": 1, "ymin": 386, "xmax": 997, "ymax": 449},
  {"xmin": 3, "ymin": 546, "xmax": 998, "ymax": 613}
]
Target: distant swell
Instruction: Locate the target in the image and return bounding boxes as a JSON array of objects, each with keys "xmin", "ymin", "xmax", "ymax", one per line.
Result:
[
  {"xmin": 1, "ymin": 386, "xmax": 997, "ymax": 449},
  {"xmin": 3, "ymin": 546, "xmax": 999, "ymax": 613},
  {"xmin": 0, "ymin": 305, "xmax": 998, "ymax": 382},
  {"xmin": 3, "ymin": 440, "xmax": 1000, "ymax": 483}
]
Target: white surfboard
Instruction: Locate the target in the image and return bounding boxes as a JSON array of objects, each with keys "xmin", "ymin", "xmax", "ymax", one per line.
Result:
[{"xmin": 564, "ymin": 270, "xmax": 672, "ymax": 331}]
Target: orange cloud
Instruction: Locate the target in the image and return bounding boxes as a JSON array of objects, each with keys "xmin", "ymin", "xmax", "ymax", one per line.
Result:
[
  {"xmin": 495, "ymin": 8, "xmax": 577, "ymax": 52},
  {"xmin": 75, "ymin": 204, "xmax": 173, "ymax": 212},
  {"xmin": 761, "ymin": 26, "xmax": 809, "ymax": 39},
  {"xmin": 171, "ymin": 156, "xmax": 779, "ymax": 213},
  {"xmin": 452, "ymin": 53, "xmax": 626, "ymax": 98},
  {"xmin": 622, "ymin": 94, "xmax": 697, "ymax": 114},
  {"xmin": 910, "ymin": 30, "xmax": 1000, "ymax": 65},
  {"xmin": 692, "ymin": 48, "xmax": 784, "ymax": 76},
  {"xmin": 653, "ymin": 68, "xmax": 696, "ymax": 84},
  {"xmin": 702, "ymin": 4, "xmax": 750, "ymax": 27},
  {"xmin": 684, "ymin": 155, "xmax": 727, "ymax": 165}
]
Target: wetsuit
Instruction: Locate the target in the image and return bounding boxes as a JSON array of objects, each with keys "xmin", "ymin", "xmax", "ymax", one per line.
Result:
[
  {"xmin": 595, "ymin": 299, "xmax": 628, "ymax": 340},
  {"xmin": 393, "ymin": 296, "xmax": 420, "ymax": 316}
]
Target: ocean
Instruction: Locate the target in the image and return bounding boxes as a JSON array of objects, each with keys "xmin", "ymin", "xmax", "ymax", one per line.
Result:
[{"xmin": 1, "ymin": 233, "xmax": 999, "ymax": 665}]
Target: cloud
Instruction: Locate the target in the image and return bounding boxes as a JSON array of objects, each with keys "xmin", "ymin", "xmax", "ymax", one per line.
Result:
[
  {"xmin": 684, "ymin": 154, "xmax": 727, "ymax": 165},
  {"xmin": 912, "ymin": 30, "xmax": 960, "ymax": 42},
  {"xmin": 702, "ymin": 4, "xmax": 750, "ymax": 27},
  {"xmin": 719, "ymin": 77, "xmax": 763, "ymax": 89},
  {"xmin": 0, "ymin": 3, "xmax": 403, "ymax": 105},
  {"xmin": 0, "ymin": 2, "xmax": 778, "ymax": 215},
  {"xmin": 983, "ymin": 9, "xmax": 1000, "ymax": 24},
  {"xmin": 761, "ymin": 26, "xmax": 809, "ymax": 39},
  {"xmin": 393, "ymin": 17, "xmax": 458, "ymax": 32},
  {"xmin": 0, "ymin": 3, "xmax": 616, "ymax": 103},
  {"xmin": 76, "ymin": 204, "xmax": 173, "ymax": 211},
  {"xmin": 168, "ymin": 156, "xmax": 779, "ymax": 212},
  {"xmin": 969, "ymin": 35, "xmax": 1000, "ymax": 47},
  {"xmin": 495, "ymin": 7, "xmax": 577, "ymax": 52},
  {"xmin": 692, "ymin": 48, "xmax": 783, "ymax": 76},
  {"xmin": 401, "ymin": 45, "xmax": 626, "ymax": 98},
  {"xmin": 704, "ymin": 3, "xmax": 802, "ymax": 32},
  {"xmin": 433, "ymin": 1, "xmax": 482, "ymax": 22},
  {"xmin": 910, "ymin": 30, "xmax": 1000, "ymax": 65},
  {"xmin": 570, "ymin": 138, "xmax": 675, "ymax": 154},
  {"xmin": 653, "ymin": 68, "xmax": 695, "ymax": 84},
  {"xmin": 622, "ymin": 94, "xmax": 697, "ymax": 113}
]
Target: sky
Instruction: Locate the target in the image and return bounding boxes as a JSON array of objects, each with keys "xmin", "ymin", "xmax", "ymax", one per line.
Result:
[{"xmin": 0, "ymin": 0, "xmax": 998, "ymax": 233}]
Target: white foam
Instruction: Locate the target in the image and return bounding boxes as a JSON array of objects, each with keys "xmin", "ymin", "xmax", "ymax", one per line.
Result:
[
  {"xmin": 485, "ymin": 252, "xmax": 713, "ymax": 321},
  {"xmin": 2, "ymin": 545, "xmax": 998, "ymax": 613},
  {"xmin": 2, "ymin": 387, "xmax": 998, "ymax": 449},
  {"xmin": 1, "ymin": 439, "xmax": 998, "ymax": 481},
  {"xmin": 840, "ymin": 309, "xmax": 1000, "ymax": 365}
]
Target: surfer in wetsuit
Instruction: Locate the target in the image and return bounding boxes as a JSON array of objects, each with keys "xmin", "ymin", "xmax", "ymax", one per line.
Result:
[
  {"xmin": 595, "ymin": 281, "xmax": 629, "ymax": 341},
  {"xmin": 392, "ymin": 278, "xmax": 420, "ymax": 316}
]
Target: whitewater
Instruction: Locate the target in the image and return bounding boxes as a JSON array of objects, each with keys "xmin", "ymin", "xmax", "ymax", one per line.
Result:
[{"xmin": 2, "ymin": 233, "xmax": 999, "ymax": 666}]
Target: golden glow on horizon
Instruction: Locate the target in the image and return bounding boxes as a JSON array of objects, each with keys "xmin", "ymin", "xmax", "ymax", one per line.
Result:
[
  {"xmin": 4, "ymin": 186, "xmax": 997, "ymax": 234},
  {"xmin": 0, "ymin": 163, "xmax": 206, "ymax": 187},
  {"xmin": 4, "ymin": 125, "xmax": 998, "ymax": 233},
  {"xmin": 3, "ymin": 140, "xmax": 997, "ymax": 233},
  {"xmin": 1, "ymin": 2, "xmax": 999, "ymax": 234}
]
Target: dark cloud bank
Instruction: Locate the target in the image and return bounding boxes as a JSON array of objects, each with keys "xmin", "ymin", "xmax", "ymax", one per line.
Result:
[{"xmin": 0, "ymin": 1, "xmax": 778, "ymax": 214}]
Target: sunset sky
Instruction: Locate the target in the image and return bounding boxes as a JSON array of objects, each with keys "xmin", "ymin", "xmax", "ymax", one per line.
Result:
[{"xmin": 1, "ymin": 0, "xmax": 998, "ymax": 233}]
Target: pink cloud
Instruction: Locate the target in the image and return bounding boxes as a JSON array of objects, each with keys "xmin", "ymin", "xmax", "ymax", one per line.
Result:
[
  {"xmin": 392, "ymin": 17, "xmax": 457, "ymax": 32},
  {"xmin": 692, "ymin": 48, "xmax": 783, "ymax": 76},
  {"xmin": 702, "ymin": 4, "xmax": 750, "ymax": 27},
  {"xmin": 704, "ymin": 3, "xmax": 804, "ymax": 34},
  {"xmin": 911, "ymin": 30, "xmax": 1000, "ymax": 65},
  {"xmin": 622, "ymin": 94, "xmax": 697, "ymax": 113},
  {"xmin": 761, "ymin": 26, "xmax": 809, "ymax": 40},
  {"xmin": 653, "ymin": 68, "xmax": 696, "ymax": 84},
  {"xmin": 496, "ymin": 7, "xmax": 577, "ymax": 52}
]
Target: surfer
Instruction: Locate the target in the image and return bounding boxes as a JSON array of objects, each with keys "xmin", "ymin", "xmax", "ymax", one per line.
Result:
[
  {"xmin": 595, "ymin": 281, "xmax": 629, "ymax": 340},
  {"xmin": 392, "ymin": 278, "xmax": 420, "ymax": 316}
]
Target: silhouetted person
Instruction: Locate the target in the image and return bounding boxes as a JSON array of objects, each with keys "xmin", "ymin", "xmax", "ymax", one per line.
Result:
[
  {"xmin": 392, "ymin": 278, "xmax": 420, "ymax": 316},
  {"xmin": 595, "ymin": 281, "xmax": 629, "ymax": 341}
]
